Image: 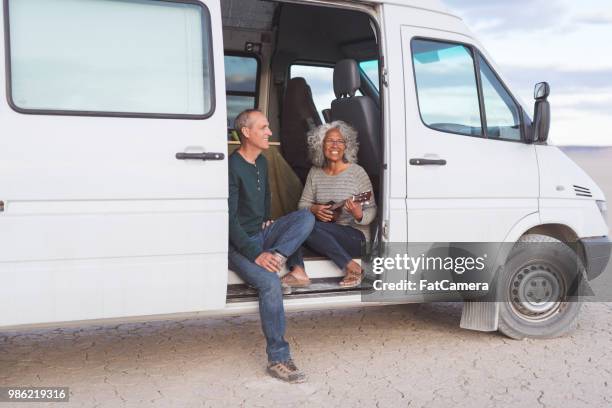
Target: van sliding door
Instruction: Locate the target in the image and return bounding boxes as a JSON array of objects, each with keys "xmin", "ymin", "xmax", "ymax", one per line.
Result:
[{"xmin": 0, "ymin": 0, "xmax": 228, "ymax": 326}]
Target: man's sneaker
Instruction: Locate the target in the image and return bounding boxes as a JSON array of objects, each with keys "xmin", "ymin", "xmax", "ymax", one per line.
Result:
[{"xmin": 267, "ymin": 360, "xmax": 306, "ymax": 383}]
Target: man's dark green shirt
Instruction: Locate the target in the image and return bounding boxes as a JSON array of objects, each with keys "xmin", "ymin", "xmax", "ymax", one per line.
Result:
[{"xmin": 228, "ymin": 151, "xmax": 270, "ymax": 262}]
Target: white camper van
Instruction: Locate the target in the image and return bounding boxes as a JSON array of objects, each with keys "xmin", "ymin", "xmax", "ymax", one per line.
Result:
[{"xmin": 0, "ymin": 0, "xmax": 609, "ymax": 339}]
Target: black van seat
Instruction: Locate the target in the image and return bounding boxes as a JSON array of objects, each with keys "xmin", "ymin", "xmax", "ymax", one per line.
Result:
[
  {"xmin": 321, "ymin": 108, "xmax": 332, "ymax": 123},
  {"xmin": 280, "ymin": 77, "xmax": 322, "ymax": 184},
  {"xmin": 330, "ymin": 59, "xmax": 381, "ymax": 192}
]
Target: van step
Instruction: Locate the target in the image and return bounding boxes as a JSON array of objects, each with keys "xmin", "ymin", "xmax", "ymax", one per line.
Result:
[{"xmin": 226, "ymin": 277, "xmax": 363, "ymax": 300}]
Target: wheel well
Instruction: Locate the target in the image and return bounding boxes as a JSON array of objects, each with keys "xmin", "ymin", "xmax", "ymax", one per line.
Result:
[{"xmin": 522, "ymin": 224, "xmax": 587, "ymax": 267}]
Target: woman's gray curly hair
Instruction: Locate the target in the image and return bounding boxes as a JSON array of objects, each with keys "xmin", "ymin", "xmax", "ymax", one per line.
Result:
[{"xmin": 307, "ymin": 121, "xmax": 359, "ymax": 168}]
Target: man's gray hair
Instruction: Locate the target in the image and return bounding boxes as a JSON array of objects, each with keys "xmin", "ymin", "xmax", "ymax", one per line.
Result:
[
  {"xmin": 234, "ymin": 109, "xmax": 262, "ymax": 142},
  {"xmin": 307, "ymin": 121, "xmax": 359, "ymax": 168}
]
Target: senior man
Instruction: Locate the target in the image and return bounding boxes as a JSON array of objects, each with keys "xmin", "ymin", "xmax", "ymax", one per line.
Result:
[{"xmin": 228, "ymin": 109, "xmax": 314, "ymax": 383}]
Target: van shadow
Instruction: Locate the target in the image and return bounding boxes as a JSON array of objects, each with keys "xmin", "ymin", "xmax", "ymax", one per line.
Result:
[
  {"xmin": 284, "ymin": 302, "xmax": 502, "ymax": 347},
  {"xmin": 0, "ymin": 302, "xmax": 502, "ymax": 387}
]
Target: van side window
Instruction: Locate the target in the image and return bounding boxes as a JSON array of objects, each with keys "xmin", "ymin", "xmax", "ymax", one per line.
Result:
[
  {"xmin": 6, "ymin": 0, "xmax": 213, "ymax": 118},
  {"xmin": 225, "ymin": 55, "xmax": 259, "ymax": 140},
  {"xmin": 411, "ymin": 39, "xmax": 483, "ymax": 136},
  {"xmin": 289, "ymin": 64, "xmax": 335, "ymax": 123},
  {"xmin": 478, "ymin": 56, "xmax": 522, "ymax": 141},
  {"xmin": 290, "ymin": 63, "xmax": 367, "ymax": 123}
]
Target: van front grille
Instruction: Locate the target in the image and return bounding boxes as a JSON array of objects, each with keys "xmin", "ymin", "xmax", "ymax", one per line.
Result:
[{"xmin": 573, "ymin": 185, "xmax": 592, "ymax": 197}]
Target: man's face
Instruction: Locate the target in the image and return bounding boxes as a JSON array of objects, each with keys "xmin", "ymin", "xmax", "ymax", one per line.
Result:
[{"xmin": 242, "ymin": 112, "xmax": 272, "ymax": 150}]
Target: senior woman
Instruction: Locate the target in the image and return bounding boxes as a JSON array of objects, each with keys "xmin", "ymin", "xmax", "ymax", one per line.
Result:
[{"xmin": 282, "ymin": 121, "xmax": 376, "ymax": 288}]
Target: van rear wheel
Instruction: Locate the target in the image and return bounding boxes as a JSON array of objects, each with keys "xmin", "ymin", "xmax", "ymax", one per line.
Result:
[{"xmin": 498, "ymin": 234, "xmax": 583, "ymax": 340}]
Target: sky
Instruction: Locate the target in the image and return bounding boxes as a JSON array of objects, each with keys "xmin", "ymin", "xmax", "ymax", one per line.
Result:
[{"xmin": 444, "ymin": 0, "xmax": 612, "ymax": 146}]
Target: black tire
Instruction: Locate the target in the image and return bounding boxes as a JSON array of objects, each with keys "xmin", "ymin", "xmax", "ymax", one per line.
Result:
[{"xmin": 498, "ymin": 234, "xmax": 583, "ymax": 340}]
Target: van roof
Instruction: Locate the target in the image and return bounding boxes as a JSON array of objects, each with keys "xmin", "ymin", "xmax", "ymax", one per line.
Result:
[{"xmin": 365, "ymin": 0, "xmax": 457, "ymax": 18}]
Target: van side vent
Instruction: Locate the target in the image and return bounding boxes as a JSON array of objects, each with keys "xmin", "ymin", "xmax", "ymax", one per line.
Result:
[{"xmin": 573, "ymin": 185, "xmax": 592, "ymax": 197}]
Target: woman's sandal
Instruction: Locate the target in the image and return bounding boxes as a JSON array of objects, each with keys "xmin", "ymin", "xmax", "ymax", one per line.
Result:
[
  {"xmin": 281, "ymin": 273, "xmax": 311, "ymax": 288},
  {"xmin": 339, "ymin": 268, "xmax": 363, "ymax": 288}
]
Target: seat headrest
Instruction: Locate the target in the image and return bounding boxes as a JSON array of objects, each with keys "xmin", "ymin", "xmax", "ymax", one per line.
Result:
[
  {"xmin": 286, "ymin": 77, "xmax": 312, "ymax": 100},
  {"xmin": 287, "ymin": 77, "xmax": 308, "ymax": 90},
  {"xmin": 333, "ymin": 59, "xmax": 360, "ymax": 98}
]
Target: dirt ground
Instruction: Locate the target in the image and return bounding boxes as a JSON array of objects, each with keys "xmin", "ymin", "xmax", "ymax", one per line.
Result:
[{"xmin": 1, "ymin": 302, "xmax": 611, "ymax": 408}]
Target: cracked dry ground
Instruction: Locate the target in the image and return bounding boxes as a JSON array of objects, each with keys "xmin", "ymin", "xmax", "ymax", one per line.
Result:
[{"xmin": 1, "ymin": 302, "xmax": 612, "ymax": 408}]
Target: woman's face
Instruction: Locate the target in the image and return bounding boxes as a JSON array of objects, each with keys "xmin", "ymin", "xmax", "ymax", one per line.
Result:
[{"xmin": 323, "ymin": 128, "xmax": 346, "ymax": 164}]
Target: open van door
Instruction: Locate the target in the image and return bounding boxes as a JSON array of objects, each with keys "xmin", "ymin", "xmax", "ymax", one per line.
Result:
[{"xmin": 0, "ymin": 0, "xmax": 228, "ymax": 326}]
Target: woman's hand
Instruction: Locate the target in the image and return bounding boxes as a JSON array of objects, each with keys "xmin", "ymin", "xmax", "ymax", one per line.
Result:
[
  {"xmin": 310, "ymin": 204, "xmax": 334, "ymax": 222},
  {"xmin": 344, "ymin": 199, "xmax": 363, "ymax": 222}
]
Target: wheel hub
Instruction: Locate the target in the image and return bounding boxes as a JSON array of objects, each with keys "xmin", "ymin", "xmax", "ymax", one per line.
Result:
[{"xmin": 509, "ymin": 264, "xmax": 564, "ymax": 319}]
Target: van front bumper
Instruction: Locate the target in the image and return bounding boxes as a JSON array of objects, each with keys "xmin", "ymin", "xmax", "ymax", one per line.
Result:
[{"xmin": 580, "ymin": 236, "xmax": 611, "ymax": 281}]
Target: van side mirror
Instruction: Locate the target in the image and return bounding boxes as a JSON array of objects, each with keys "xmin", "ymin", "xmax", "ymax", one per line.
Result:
[
  {"xmin": 535, "ymin": 82, "xmax": 550, "ymax": 100},
  {"xmin": 533, "ymin": 82, "xmax": 550, "ymax": 142}
]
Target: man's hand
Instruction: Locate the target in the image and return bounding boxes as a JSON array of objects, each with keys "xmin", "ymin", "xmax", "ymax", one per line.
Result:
[
  {"xmin": 344, "ymin": 199, "xmax": 363, "ymax": 222},
  {"xmin": 262, "ymin": 219, "xmax": 274, "ymax": 229},
  {"xmin": 255, "ymin": 252, "xmax": 281, "ymax": 273},
  {"xmin": 310, "ymin": 204, "xmax": 334, "ymax": 222}
]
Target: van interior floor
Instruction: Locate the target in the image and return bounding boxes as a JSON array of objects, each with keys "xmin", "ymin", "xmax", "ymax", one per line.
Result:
[{"xmin": 226, "ymin": 278, "xmax": 364, "ymax": 302}]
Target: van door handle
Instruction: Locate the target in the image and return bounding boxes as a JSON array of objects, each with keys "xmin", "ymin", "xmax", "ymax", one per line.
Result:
[
  {"xmin": 409, "ymin": 158, "xmax": 446, "ymax": 166},
  {"xmin": 176, "ymin": 152, "xmax": 225, "ymax": 161}
]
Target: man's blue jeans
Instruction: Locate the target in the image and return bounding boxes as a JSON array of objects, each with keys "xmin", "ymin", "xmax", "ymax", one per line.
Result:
[{"xmin": 228, "ymin": 209, "xmax": 315, "ymax": 363}]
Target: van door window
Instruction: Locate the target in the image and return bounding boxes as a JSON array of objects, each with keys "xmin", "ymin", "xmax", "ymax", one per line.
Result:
[
  {"xmin": 411, "ymin": 39, "xmax": 482, "ymax": 136},
  {"xmin": 225, "ymin": 54, "xmax": 259, "ymax": 139},
  {"xmin": 478, "ymin": 56, "xmax": 522, "ymax": 141},
  {"xmin": 360, "ymin": 60, "xmax": 379, "ymax": 91},
  {"xmin": 6, "ymin": 0, "xmax": 213, "ymax": 118}
]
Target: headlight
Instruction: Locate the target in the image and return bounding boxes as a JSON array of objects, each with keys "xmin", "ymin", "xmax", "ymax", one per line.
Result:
[{"xmin": 596, "ymin": 200, "xmax": 608, "ymax": 224}]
